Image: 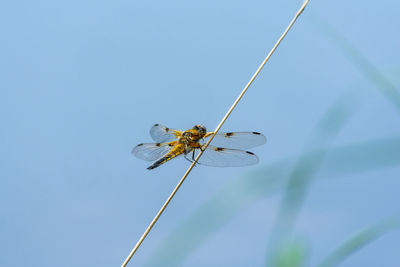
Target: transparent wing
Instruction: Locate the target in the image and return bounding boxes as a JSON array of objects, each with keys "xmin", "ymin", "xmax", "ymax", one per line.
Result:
[
  {"xmin": 204, "ymin": 131, "xmax": 267, "ymax": 149},
  {"xmin": 132, "ymin": 142, "xmax": 172, "ymax": 161},
  {"xmin": 185, "ymin": 145, "xmax": 259, "ymax": 167},
  {"xmin": 150, "ymin": 124, "xmax": 182, "ymax": 142}
]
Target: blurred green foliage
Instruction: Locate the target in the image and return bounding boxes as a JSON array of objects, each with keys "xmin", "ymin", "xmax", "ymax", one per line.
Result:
[
  {"xmin": 273, "ymin": 239, "xmax": 309, "ymax": 267},
  {"xmin": 266, "ymin": 94, "xmax": 356, "ymax": 266},
  {"xmin": 312, "ymin": 15, "xmax": 400, "ymax": 110},
  {"xmin": 317, "ymin": 218, "xmax": 400, "ymax": 267}
]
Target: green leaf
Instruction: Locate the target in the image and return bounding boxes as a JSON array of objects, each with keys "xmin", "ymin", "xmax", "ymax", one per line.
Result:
[
  {"xmin": 312, "ymin": 16, "xmax": 400, "ymax": 110},
  {"xmin": 274, "ymin": 239, "xmax": 309, "ymax": 267},
  {"xmin": 317, "ymin": 218, "xmax": 400, "ymax": 267}
]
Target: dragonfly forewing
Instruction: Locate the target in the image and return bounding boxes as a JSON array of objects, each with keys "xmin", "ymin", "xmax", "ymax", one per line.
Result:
[
  {"xmin": 150, "ymin": 124, "xmax": 182, "ymax": 142},
  {"xmin": 204, "ymin": 131, "xmax": 266, "ymax": 149}
]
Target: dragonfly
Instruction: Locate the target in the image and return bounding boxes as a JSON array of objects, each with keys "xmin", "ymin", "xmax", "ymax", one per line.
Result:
[{"xmin": 132, "ymin": 124, "xmax": 267, "ymax": 170}]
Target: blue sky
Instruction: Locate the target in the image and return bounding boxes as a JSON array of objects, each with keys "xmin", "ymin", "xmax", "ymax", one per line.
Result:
[{"xmin": 1, "ymin": 0, "xmax": 400, "ymax": 266}]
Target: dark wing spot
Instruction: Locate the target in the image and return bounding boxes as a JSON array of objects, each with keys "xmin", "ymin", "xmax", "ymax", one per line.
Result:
[
  {"xmin": 168, "ymin": 143, "xmax": 174, "ymax": 147},
  {"xmin": 215, "ymin": 147, "xmax": 225, "ymax": 151},
  {"xmin": 165, "ymin": 127, "xmax": 169, "ymax": 132},
  {"xmin": 137, "ymin": 143, "xmax": 144, "ymax": 146},
  {"xmin": 252, "ymin": 132, "xmax": 261, "ymax": 135},
  {"xmin": 225, "ymin": 132, "xmax": 234, "ymax": 137},
  {"xmin": 154, "ymin": 123, "xmax": 159, "ymax": 126},
  {"xmin": 246, "ymin": 151, "xmax": 255, "ymax": 155},
  {"xmin": 155, "ymin": 143, "xmax": 161, "ymax": 147}
]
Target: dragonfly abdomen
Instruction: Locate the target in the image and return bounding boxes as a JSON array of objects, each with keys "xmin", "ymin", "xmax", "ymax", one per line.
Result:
[{"xmin": 147, "ymin": 144, "xmax": 185, "ymax": 170}]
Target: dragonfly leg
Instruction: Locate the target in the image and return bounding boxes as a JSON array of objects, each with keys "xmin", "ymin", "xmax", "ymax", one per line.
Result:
[
  {"xmin": 184, "ymin": 156, "xmax": 194, "ymax": 163},
  {"xmin": 191, "ymin": 150, "xmax": 199, "ymax": 167},
  {"xmin": 184, "ymin": 152, "xmax": 198, "ymax": 167},
  {"xmin": 191, "ymin": 150, "xmax": 204, "ymax": 166}
]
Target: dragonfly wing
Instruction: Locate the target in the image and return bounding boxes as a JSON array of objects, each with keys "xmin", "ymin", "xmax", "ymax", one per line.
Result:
[
  {"xmin": 190, "ymin": 145, "xmax": 259, "ymax": 167},
  {"xmin": 150, "ymin": 124, "xmax": 182, "ymax": 142},
  {"xmin": 132, "ymin": 142, "xmax": 172, "ymax": 161},
  {"xmin": 205, "ymin": 131, "xmax": 267, "ymax": 149}
]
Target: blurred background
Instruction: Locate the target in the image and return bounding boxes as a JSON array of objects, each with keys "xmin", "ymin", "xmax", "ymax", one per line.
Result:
[{"xmin": 1, "ymin": 0, "xmax": 399, "ymax": 266}]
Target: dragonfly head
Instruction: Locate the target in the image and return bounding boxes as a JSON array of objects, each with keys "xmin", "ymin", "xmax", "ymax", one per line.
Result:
[{"xmin": 192, "ymin": 124, "xmax": 206, "ymax": 136}]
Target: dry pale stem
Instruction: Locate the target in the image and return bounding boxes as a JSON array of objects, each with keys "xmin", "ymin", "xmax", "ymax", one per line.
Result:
[{"xmin": 121, "ymin": 1, "xmax": 309, "ymax": 266}]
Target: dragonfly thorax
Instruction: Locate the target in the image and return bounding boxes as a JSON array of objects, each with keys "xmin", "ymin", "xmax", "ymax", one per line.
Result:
[{"xmin": 178, "ymin": 125, "xmax": 207, "ymax": 147}]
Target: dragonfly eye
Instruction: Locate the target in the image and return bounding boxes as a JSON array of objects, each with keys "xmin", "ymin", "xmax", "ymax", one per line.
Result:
[{"xmin": 193, "ymin": 124, "xmax": 206, "ymax": 134}]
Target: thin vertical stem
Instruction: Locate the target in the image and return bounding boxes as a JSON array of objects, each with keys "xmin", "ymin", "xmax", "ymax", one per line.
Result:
[{"xmin": 122, "ymin": 1, "xmax": 309, "ymax": 266}]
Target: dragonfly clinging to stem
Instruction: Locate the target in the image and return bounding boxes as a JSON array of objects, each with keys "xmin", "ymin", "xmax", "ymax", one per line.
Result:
[{"xmin": 132, "ymin": 124, "xmax": 267, "ymax": 170}]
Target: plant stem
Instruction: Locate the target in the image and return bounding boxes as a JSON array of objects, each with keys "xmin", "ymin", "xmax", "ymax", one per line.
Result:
[{"xmin": 121, "ymin": 1, "xmax": 309, "ymax": 266}]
